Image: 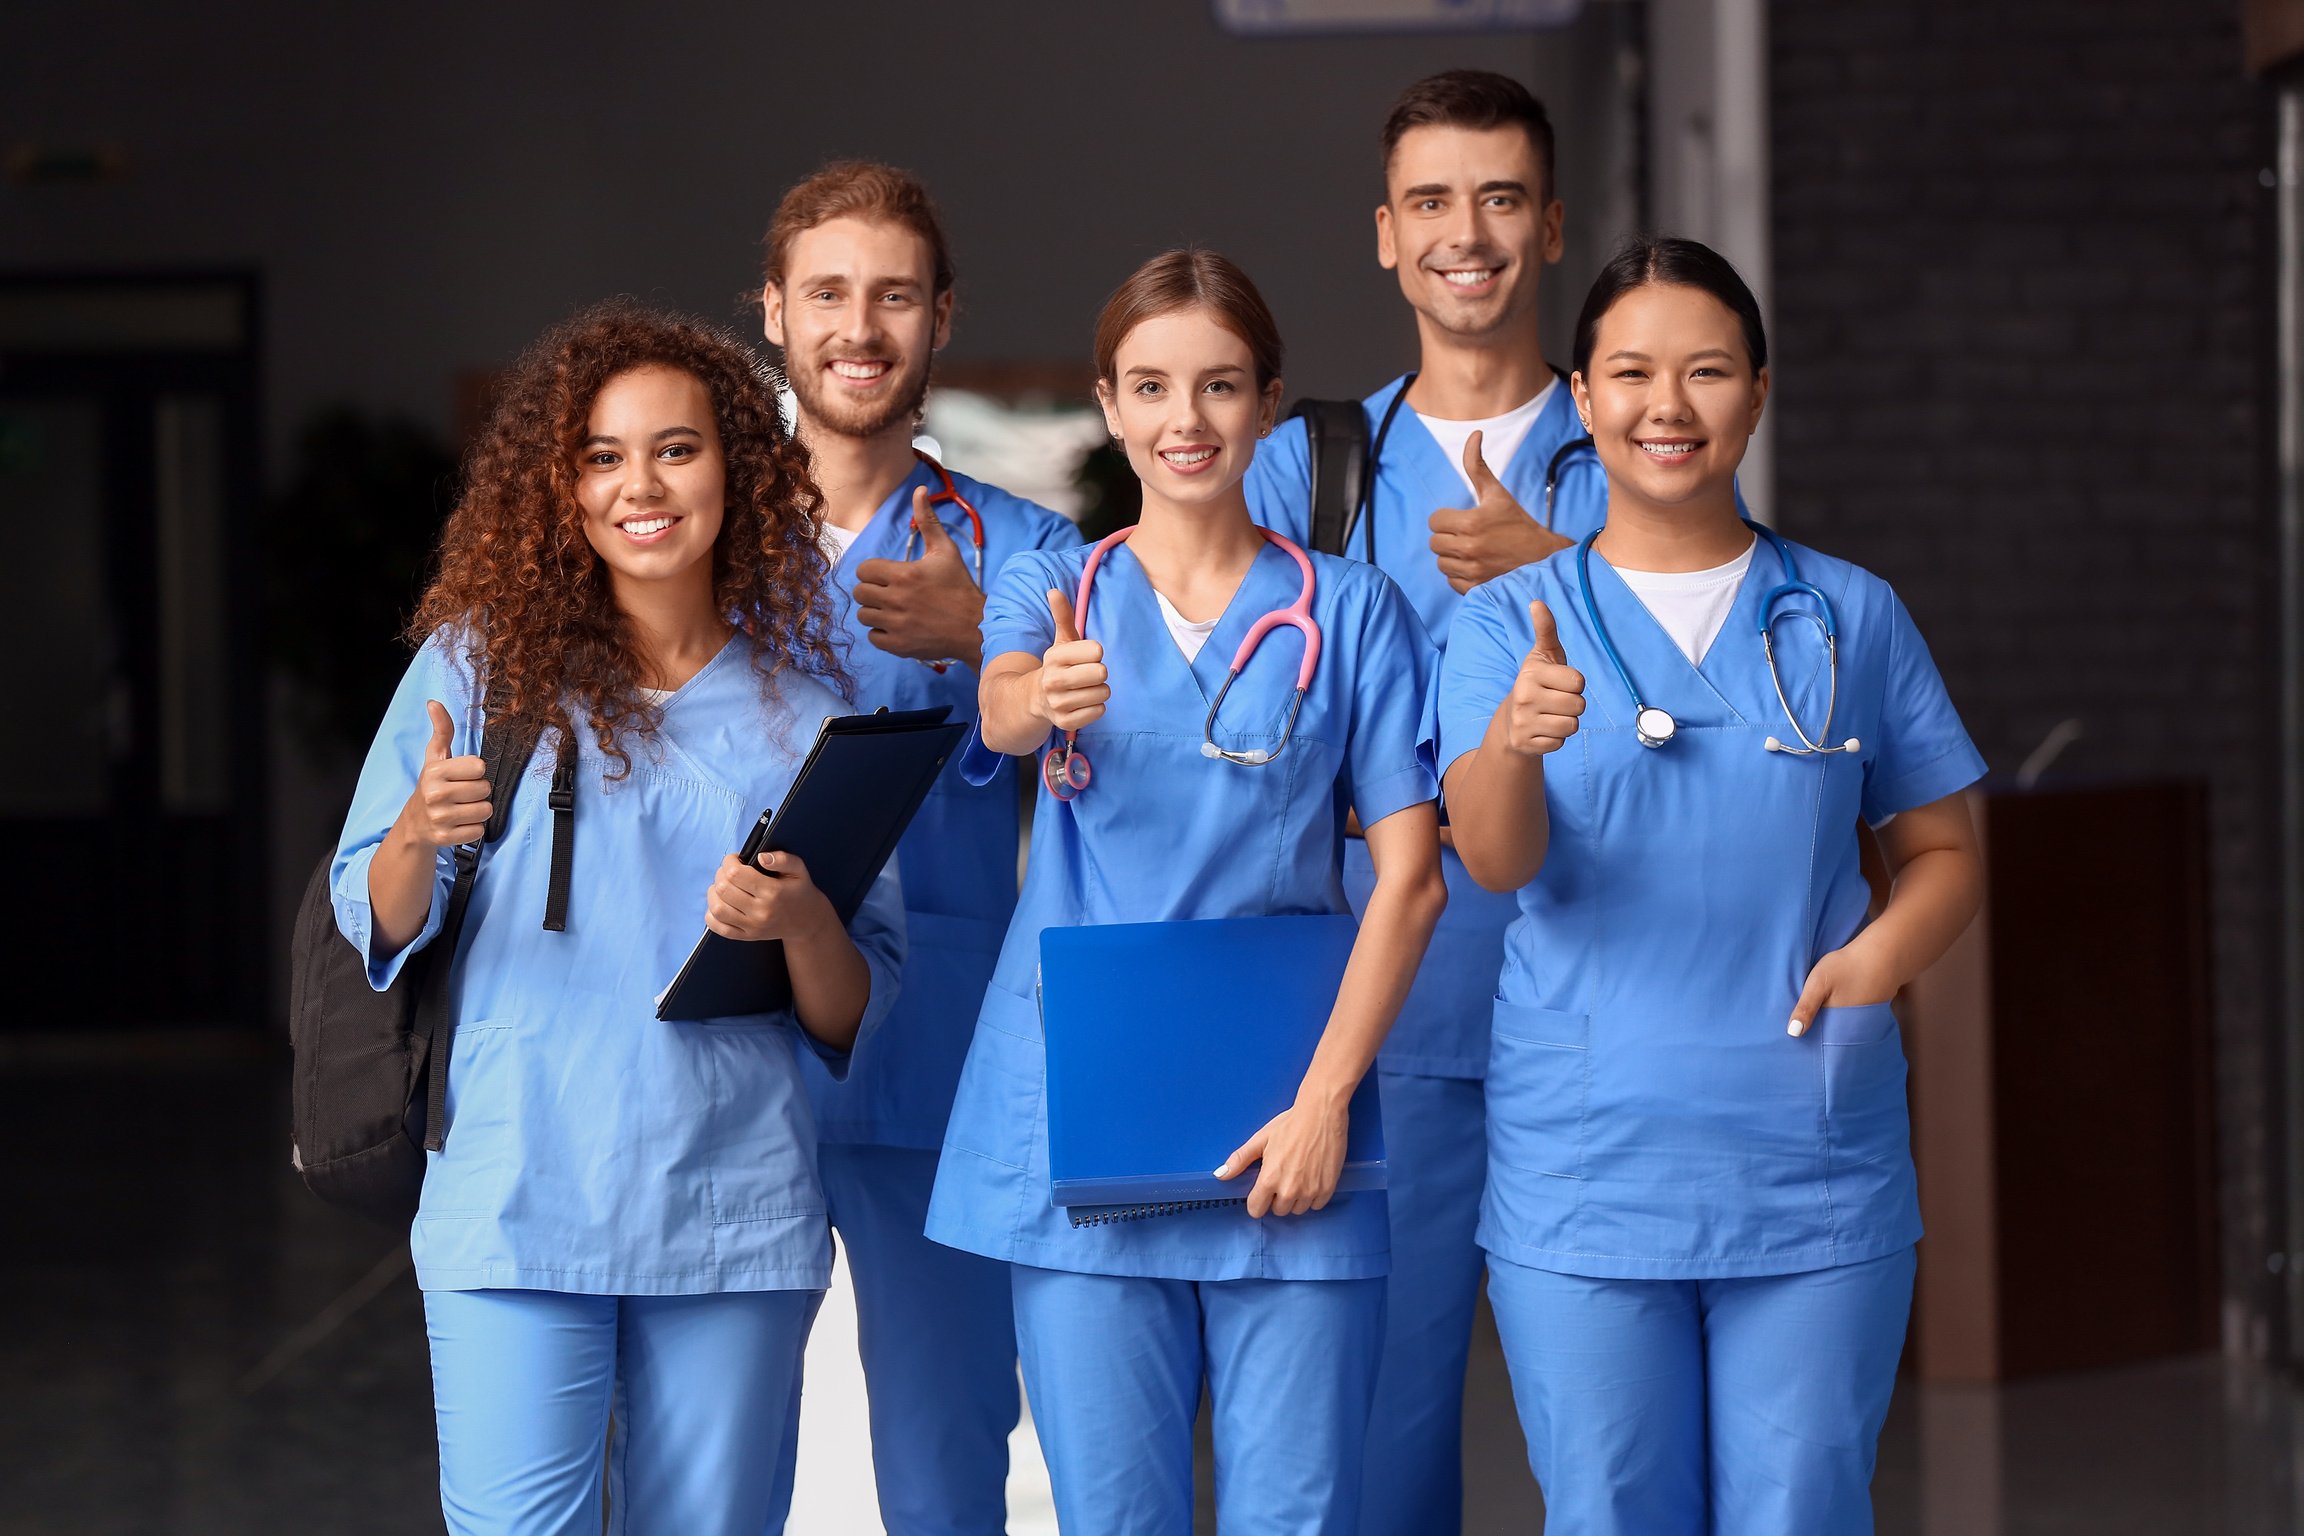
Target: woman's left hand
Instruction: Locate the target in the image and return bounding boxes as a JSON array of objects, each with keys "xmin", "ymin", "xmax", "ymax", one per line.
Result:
[
  {"xmin": 1216, "ymin": 1095, "xmax": 1351, "ymax": 1219},
  {"xmin": 705, "ymin": 849, "xmax": 835, "ymax": 943},
  {"xmin": 1788, "ymin": 938, "xmax": 1902, "ymax": 1037}
]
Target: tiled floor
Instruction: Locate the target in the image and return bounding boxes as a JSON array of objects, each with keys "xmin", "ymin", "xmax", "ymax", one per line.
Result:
[{"xmin": 3, "ymin": 1041, "xmax": 2299, "ymax": 1535}]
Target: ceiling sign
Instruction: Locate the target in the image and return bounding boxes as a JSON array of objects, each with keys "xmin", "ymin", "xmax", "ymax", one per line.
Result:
[{"xmin": 1213, "ymin": 0, "xmax": 1586, "ymax": 34}]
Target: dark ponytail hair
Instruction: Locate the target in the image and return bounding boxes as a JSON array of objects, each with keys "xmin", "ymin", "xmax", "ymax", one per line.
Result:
[{"xmin": 1571, "ymin": 235, "xmax": 1768, "ymax": 378}]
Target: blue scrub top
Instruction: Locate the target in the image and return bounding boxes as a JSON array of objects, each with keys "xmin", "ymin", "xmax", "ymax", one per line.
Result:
[
  {"xmin": 802, "ymin": 460, "xmax": 1077, "ymax": 1149},
  {"xmin": 925, "ymin": 538, "xmax": 1439, "ymax": 1282},
  {"xmin": 332, "ymin": 630, "xmax": 908, "ymax": 1295},
  {"xmin": 1435, "ymin": 539, "xmax": 1987, "ymax": 1280},
  {"xmin": 1244, "ymin": 373, "xmax": 1605, "ymax": 1080}
]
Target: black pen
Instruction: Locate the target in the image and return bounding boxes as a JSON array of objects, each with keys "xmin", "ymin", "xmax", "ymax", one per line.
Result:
[{"xmin": 738, "ymin": 808, "xmax": 776, "ymax": 871}]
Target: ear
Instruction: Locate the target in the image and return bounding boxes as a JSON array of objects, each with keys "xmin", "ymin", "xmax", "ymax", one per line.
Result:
[
  {"xmin": 1093, "ymin": 378, "xmax": 1123, "ymax": 442},
  {"xmin": 1541, "ymin": 197, "xmax": 1567, "ymax": 266},
  {"xmin": 1569, "ymin": 370, "xmax": 1592, "ymax": 430},
  {"xmin": 1374, "ymin": 203, "xmax": 1398, "ymax": 272},
  {"xmin": 1260, "ymin": 376, "xmax": 1286, "ymax": 435},
  {"xmin": 931, "ymin": 287, "xmax": 955, "ymax": 352},
  {"xmin": 1748, "ymin": 365, "xmax": 1771, "ymax": 434},
  {"xmin": 761, "ymin": 282, "xmax": 787, "ymax": 349}
]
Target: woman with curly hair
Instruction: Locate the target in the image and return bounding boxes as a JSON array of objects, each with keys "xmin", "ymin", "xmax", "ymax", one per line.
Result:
[{"xmin": 327, "ymin": 299, "xmax": 904, "ymax": 1536}]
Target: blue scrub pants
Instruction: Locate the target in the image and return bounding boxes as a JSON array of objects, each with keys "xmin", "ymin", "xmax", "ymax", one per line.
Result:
[
  {"xmin": 810, "ymin": 1142, "xmax": 1019, "ymax": 1535},
  {"xmin": 1486, "ymin": 1247, "xmax": 1916, "ymax": 1536},
  {"xmin": 1012, "ymin": 1264, "xmax": 1385, "ymax": 1536},
  {"xmin": 1360, "ymin": 1070, "xmax": 1486, "ymax": 1536},
  {"xmin": 425, "ymin": 1286, "xmax": 817, "ymax": 1536}
]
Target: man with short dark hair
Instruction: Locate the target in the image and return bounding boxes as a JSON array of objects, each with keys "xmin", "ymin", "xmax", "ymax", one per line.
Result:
[{"xmin": 1244, "ymin": 68, "xmax": 1608, "ymax": 1535}]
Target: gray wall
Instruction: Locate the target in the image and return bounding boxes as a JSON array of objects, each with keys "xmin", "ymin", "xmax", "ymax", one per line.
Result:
[
  {"xmin": 1771, "ymin": 1, "xmax": 2280, "ymax": 1350},
  {"xmin": 4, "ymin": 1, "xmax": 1639, "ymax": 465}
]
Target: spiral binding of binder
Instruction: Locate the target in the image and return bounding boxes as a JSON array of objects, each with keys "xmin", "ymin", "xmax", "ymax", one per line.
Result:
[{"xmin": 1067, "ymin": 1197, "xmax": 1246, "ymax": 1228}]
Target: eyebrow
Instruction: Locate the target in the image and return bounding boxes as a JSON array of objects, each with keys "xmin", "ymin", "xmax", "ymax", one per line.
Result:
[
  {"xmin": 1401, "ymin": 178, "xmax": 1528, "ymax": 199},
  {"xmin": 580, "ymin": 426, "xmax": 704, "ymax": 448},
  {"xmin": 795, "ymin": 273, "xmax": 922, "ymax": 292},
  {"xmin": 1121, "ymin": 363, "xmax": 1247, "ymax": 380}
]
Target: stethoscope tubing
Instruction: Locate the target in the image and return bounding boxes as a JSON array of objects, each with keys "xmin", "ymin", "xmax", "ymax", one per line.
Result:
[
  {"xmin": 1344, "ymin": 372, "xmax": 1595, "ymax": 566},
  {"xmin": 901, "ymin": 450, "xmax": 987, "ymax": 674},
  {"xmin": 1575, "ymin": 519, "xmax": 1857, "ymax": 756}
]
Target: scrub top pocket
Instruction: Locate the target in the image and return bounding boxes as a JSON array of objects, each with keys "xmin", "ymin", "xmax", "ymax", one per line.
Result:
[
  {"xmin": 1486, "ymin": 1002, "xmax": 1589, "ymax": 1179},
  {"xmin": 1811, "ymin": 1002, "xmax": 1911, "ymax": 1172},
  {"xmin": 942, "ymin": 986, "xmax": 1047, "ymax": 1174}
]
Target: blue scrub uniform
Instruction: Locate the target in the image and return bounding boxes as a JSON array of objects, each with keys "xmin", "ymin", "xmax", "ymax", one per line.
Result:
[
  {"xmin": 794, "ymin": 460, "xmax": 1074, "ymax": 1535},
  {"xmin": 333, "ymin": 631, "xmax": 906, "ymax": 1536},
  {"xmin": 1434, "ymin": 538, "xmax": 1986, "ymax": 1536},
  {"xmin": 926, "ymin": 537, "xmax": 1438, "ymax": 1534},
  {"xmin": 1246, "ymin": 373, "xmax": 1603, "ymax": 1532}
]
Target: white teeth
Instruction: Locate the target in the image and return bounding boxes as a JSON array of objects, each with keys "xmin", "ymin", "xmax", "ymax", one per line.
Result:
[
  {"xmin": 1441, "ymin": 269, "xmax": 1498, "ymax": 287},
  {"xmin": 1638, "ymin": 442, "xmax": 1697, "ymax": 457},
  {"xmin": 623, "ymin": 516, "xmax": 675, "ymax": 534},
  {"xmin": 1161, "ymin": 448, "xmax": 1216, "ymax": 465},
  {"xmin": 831, "ymin": 361, "xmax": 887, "ymax": 380}
]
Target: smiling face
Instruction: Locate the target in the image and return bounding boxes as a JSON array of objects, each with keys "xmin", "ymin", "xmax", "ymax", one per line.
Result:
[
  {"xmin": 1095, "ymin": 306, "xmax": 1284, "ymax": 510},
  {"xmin": 1572, "ymin": 282, "xmax": 1769, "ymax": 514},
  {"xmin": 763, "ymin": 215, "xmax": 952, "ymax": 441},
  {"xmin": 574, "ymin": 365, "xmax": 728, "ymax": 597},
  {"xmin": 1376, "ymin": 122, "xmax": 1563, "ymax": 343}
]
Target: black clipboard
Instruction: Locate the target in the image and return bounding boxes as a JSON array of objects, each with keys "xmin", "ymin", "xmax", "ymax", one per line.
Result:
[{"xmin": 655, "ymin": 705, "xmax": 965, "ymax": 1020}]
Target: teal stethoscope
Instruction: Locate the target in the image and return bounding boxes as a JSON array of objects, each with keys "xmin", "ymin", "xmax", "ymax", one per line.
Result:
[{"xmin": 1576, "ymin": 520, "xmax": 1861, "ymax": 756}]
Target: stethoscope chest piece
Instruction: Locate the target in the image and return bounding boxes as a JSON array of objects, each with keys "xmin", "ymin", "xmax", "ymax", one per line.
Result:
[{"xmin": 1634, "ymin": 706, "xmax": 1677, "ymax": 748}]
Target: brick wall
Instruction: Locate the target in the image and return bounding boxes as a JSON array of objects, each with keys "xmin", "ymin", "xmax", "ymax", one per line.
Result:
[{"xmin": 1771, "ymin": 4, "xmax": 2282, "ymax": 1349}]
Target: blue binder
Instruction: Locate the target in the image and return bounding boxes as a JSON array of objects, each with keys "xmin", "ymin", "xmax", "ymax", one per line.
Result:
[{"xmin": 1039, "ymin": 913, "xmax": 1386, "ymax": 1222}]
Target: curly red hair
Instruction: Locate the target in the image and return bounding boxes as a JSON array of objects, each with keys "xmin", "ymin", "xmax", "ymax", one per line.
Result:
[{"xmin": 410, "ymin": 299, "xmax": 841, "ymax": 776}]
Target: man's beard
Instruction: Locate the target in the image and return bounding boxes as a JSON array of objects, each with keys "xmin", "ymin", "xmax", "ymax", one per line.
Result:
[{"xmin": 783, "ymin": 346, "xmax": 934, "ymax": 441}]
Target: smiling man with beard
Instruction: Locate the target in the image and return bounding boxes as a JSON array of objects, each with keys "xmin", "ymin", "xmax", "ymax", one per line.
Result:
[
  {"xmin": 756, "ymin": 161, "xmax": 1075, "ymax": 1536},
  {"xmin": 1241, "ymin": 70, "xmax": 1610, "ymax": 1536}
]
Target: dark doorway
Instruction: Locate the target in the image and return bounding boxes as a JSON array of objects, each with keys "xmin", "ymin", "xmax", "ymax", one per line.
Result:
[{"xmin": 0, "ymin": 273, "xmax": 265, "ymax": 1025}]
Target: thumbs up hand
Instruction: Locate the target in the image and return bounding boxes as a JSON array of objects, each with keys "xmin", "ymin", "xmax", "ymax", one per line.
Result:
[
  {"xmin": 402, "ymin": 699, "xmax": 494, "ymax": 846},
  {"xmin": 851, "ymin": 486, "xmax": 986, "ymax": 668},
  {"xmin": 1503, "ymin": 600, "xmax": 1585, "ymax": 758},
  {"xmin": 1428, "ymin": 429, "xmax": 1575, "ymax": 594},
  {"xmin": 1034, "ymin": 587, "xmax": 1109, "ymax": 731}
]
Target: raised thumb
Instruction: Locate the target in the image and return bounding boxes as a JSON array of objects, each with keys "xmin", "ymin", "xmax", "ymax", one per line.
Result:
[
  {"xmin": 1463, "ymin": 428, "xmax": 1502, "ymax": 496},
  {"xmin": 1047, "ymin": 587, "xmax": 1081, "ymax": 646},
  {"xmin": 1526, "ymin": 600, "xmax": 1564, "ymax": 665},
  {"xmin": 424, "ymin": 699, "xmax": 456, "ymax": 761},
  {"xmin": 911, "ymin": 487, "xmax": 957, "ymax": 554}
]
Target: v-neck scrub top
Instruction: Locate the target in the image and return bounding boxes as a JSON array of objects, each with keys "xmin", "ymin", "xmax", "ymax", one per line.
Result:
[
  {"xmin": 925, "ymin": 539, "xmax": 1440, "ymax": 1282},
  {"xmin": 1247, "ymin": 374, "xmax": 1606, "ymax": 1080},
  {"xmin": 332, "ymin": 630, "xmax": 908, "ymax": 1295},
  {"xmin": 802, "ymin": 458, "xmax": 1077, "ymax": 1149},
  {"xmin": 1435, "ymin": 541, "xmax": 1986, "ymax": 1280}
]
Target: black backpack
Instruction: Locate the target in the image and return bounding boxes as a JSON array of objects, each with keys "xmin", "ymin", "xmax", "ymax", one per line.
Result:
[
  {"xmin": 1290, "ymin": 397, "xmax": 1374, "ymax": 559},
  {"xmin": 287, "ymin": 722, "xmax": 574, "ymax": 1226}
]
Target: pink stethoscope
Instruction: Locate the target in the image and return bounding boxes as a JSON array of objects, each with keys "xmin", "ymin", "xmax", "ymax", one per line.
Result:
[{"xmin": 1042, "ymin": 526, "xmax": 1323, "ymax": 801}]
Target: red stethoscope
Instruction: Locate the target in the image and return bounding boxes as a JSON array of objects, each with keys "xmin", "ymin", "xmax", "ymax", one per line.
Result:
[
  {"xmin": 1042, "ymin": 526, "xmax": 1323, "ymax": 801},
  {"xmin": 904, "ymin": 450, "xmax": 987, "ymax": 674}
]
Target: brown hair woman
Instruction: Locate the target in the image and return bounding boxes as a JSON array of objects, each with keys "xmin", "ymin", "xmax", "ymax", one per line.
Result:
[
  {"xmin": 922, "ymin": 250, "xmax": 1447, "ymax": 1531},
  {"xmin": 327, "ymin": 299, "xmax": 902, "ymax": 1536}
]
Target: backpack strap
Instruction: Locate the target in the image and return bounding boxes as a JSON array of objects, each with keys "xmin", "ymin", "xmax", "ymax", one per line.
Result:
[
  {"xmin": 416, "ymin": 714, "xmax": 539, "ymax": 1153},
  {"xmin": 1289, "ymin": 398, "xmax": 1370, "ymax": 558},
  {"xmin": 542, "ymin": 736, "xmax": 576, "ymax": 933}
]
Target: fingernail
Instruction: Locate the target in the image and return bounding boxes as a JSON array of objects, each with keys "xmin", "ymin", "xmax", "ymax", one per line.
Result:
[
  {"xmin": 1213, "ymin": 1163, "xmax": 1230, "ymax": 1178},
  {"xmin": 1788, "ymin": 1018, "xmax": 1806, "ymax": 1037}
]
